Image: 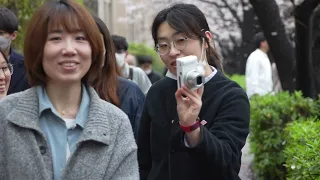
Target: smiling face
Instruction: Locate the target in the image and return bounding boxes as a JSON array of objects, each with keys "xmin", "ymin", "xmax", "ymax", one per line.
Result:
[
  {"xmin": 43, "ymin": 28, "xmax": 92, "ymax": 85},
  {"xmin": 156, "ymin": 21, "xmax": 204, "ymax": 75},
  {"xmin": 0, "ymin": 52, "xmax": 11, "ymax": 99}
]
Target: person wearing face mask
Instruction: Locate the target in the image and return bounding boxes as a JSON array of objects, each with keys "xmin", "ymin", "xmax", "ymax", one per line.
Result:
[
  {"xmin": 111, "ymin": 35, "xmax": 152, "ymax": 95},
  {"xmin": 136, "ymin": 55, "xmax": 162, "ymax": 84},
  {"xmin": 138, "ymin": 3, "xmax": 250, "ymax": 180},
  {"xmin": 0, "ymin": 7, "xmax": 29, "ymax": 94}
]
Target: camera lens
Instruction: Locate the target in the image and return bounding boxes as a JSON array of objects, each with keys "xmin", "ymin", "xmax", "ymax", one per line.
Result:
[
  {"xmin": 196, "ymin": 76, "xmax": 202, "ymax": 85},
  {"xmin": 185, "ymin": 70, "xmax": 204, "ymax": 90}
]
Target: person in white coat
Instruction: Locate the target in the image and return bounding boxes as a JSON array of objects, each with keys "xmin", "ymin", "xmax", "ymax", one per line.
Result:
[{"xmin": 245, "ymin": 32, "xmax": 273, "ymax": 98}]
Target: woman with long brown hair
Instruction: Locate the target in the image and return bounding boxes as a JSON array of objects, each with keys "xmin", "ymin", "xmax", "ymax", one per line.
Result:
[
  {"xmin": 0, "ymin": 1, "xmax": 138, "ymax": 179},
  {"xmin": 93, "ymin": 16, "xmax": 145, "ymax": 139}
]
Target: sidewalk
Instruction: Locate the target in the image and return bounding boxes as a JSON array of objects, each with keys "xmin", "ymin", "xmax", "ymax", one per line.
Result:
[{"xmin": 239, "ymin": 135, "xmax": 254, "ymax": 180}]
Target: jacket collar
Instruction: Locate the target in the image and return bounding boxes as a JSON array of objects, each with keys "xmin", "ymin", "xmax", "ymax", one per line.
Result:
[{"xmin": 6, "ymin": 86, "xmax": 111, "ymax": 146}]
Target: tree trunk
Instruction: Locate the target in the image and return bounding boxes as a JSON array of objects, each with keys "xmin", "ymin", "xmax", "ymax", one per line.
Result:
[
  {"xmin": 249, "ymin": 0, "xmax": 296, "ymax": 92},
  {"xmin": 240, "ymin": 6, "xmax": 258, "ymax": 74},
  {"xmin": 294, "ymin": 0, "xmax": 320, "ymax": 98}
]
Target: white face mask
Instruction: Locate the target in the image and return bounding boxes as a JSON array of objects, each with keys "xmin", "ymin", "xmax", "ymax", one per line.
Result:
[
  {"xmin": 144, "ymin": 69, "xmax": 152, "ymax": 75},
  {"xmin": 197, "ymin": 38, "xmax": 207, "ymax": 76},
  {"xmin": 115, "ymin": 53, "xmax": 126, "ymax": 67},
  {"xmin": 0, "ymin": 36, "xmax": 11, "ymax": 51}
]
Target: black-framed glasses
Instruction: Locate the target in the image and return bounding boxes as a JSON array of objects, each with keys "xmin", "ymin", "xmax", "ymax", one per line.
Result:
[
  {"xmin": 0, "ymin": 63, "xmax": 13, "ymax": 77},
  {"xmin": 155, "ymin": 37, "xmax": 188, "ymax": 55}
]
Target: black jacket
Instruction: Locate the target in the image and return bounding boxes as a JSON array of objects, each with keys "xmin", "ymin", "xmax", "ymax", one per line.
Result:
[
  {"xmin": 8, "ymin": 49, "xmax": 29, "ymax": 94},
  {"xmin": 138, "ymin": 70, "xmax": 250, "ymax": 180},
  {"xmin": 117, "ymin": 77, "xmax": 145, "ymax": 139},
  {"xmin": 147, "ymin": 70, "xmax": 162, "ymax": 84}
]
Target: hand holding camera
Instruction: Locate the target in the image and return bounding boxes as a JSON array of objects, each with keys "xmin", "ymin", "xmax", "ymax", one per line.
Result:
[{"xmin": 175, "ymin": 55, "xmax": 205, "ymax": 126}]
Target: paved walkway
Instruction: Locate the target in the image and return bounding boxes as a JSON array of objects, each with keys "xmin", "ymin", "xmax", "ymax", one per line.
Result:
[{"xmin": 239, "ymin": 135, "xmax": 254, "ymax": 180}]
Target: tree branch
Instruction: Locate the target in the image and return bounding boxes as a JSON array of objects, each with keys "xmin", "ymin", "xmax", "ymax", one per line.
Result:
[
  {"xmin": 221, "ymin": 0, "xmax": 243, "ymax": 27},
  {"xmin": 199, "ymin": 0, "xmax": 225, "ymax": 9}
]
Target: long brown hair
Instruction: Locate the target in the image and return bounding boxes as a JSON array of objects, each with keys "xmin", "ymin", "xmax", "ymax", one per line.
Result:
[
  {"xmin": 24, "ymin": 0, "xmax": 104, "ymax": 87},
  {"xmin": 93, "ymin": 16, "xmax": 120, "ymax": 107}
]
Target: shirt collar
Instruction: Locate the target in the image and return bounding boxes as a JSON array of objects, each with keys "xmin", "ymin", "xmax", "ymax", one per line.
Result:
[
  {"xmin": 36, "ymin": 84, "xmax": 90, "ymax": 128},
  {"xmin": 166, "ymin": 66, "xmax": 217, "ymax": 84},
  {"xmin": 256, "ymin": 48, "xmax": 268, "ymax": 57}
]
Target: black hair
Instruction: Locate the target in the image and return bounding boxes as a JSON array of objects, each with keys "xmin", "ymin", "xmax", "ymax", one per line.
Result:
[
  {"xmin": 0, "ymin": 49, "xmax": 9, "ymax": 64},
  {"xmin": 111, "ymin": 35, "xmax": 128, "ymax": 52},
  {"xmin": 151, "ymin": 3, "xmax": 222, "ymax": 70},
  {"xmin": 0, "ymin": 7, "xmax": 18, "ymax": 34},
  {"xmin": 136, "ymin": 55, "xmax": 153, "ymax": 65},
  {"xmin": 254, "ymin": 32, "xmax": 266, "ymax": 49}
]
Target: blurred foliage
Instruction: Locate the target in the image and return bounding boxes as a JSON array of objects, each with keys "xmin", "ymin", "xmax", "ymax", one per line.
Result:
[
  {"xmin": 1, "ymin": 0, "xmax": 84, "ymax": 54},
  {"xmin": 128, "ymin": 42, "xmax": 165, "ymax": 74},
  {"xmin": 225, "ymin": 74, "xmax": 245, "ymax": 90},
  {"xmin": 0, "ymin": 0, "xmax": 45, "ymax": 53},
  {"xmin": 284, "ymin": 118, "xmax": 320, "ymax": 180},
  {"xmin": 249, "ymin": 91, "xmax": 320, "ymax": 179}
]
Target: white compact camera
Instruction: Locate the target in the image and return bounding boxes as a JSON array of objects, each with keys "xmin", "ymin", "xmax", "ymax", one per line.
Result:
[{"xmin": 177, "ymin": 55, "xmax": 205, "ymax": 90}]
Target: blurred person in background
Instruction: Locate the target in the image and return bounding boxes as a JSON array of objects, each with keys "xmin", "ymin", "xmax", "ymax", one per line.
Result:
[
  {"xmin": 126, "ymin": 53, "xmax": 137, "ymax": 66},
  {"xmin": 0, "ymin": 7, "xmax": 29, "ymax": 94},
  {"xmin": 245, "ymin": 32, "xmax": 273, "ymax": 98},
  {"xmin": 111, "ymin": 35, "xmax": 152, "ymax": 95},
  {"xmin": 0, "ymin": 50, "xmax": 12, "ymax": 99},
  {"xmin": 136, "ymin": 54, "xmax": 161, "ymax": 84},
  {"xmin": 93, "ymin": 16, "xmax": 145, "ymax": 139}
]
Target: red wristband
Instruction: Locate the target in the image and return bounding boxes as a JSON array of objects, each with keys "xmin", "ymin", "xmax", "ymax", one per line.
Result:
[{"xmin": 180, "ymin": 119, "xmax": 201, "ymax": 132}]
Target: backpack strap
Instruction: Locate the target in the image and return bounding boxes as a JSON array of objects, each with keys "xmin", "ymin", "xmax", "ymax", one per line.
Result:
[{"xmin": 128, "ymin": 67, "xmax": 133, "ymax": 80}]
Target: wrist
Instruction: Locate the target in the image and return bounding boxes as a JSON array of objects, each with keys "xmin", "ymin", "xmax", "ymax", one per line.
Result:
[{"xmin": 180, "ymin": 118, "xmax": 201, "ymax": 132}]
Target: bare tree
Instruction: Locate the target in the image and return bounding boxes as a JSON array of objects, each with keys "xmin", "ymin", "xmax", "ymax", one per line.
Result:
[
  {"xmin": 294, "ymin": 0, "xmax": 320, "ymax": 98},
  {"xmin": 199, "ymin": 0, "xmax": 259, "ymax": 74},
  {"xmin": 249, "ymin": 0, "xmax": 296, "ymax": 92}
]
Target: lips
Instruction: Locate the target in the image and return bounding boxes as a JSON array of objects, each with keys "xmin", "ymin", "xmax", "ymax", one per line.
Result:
[
  {"xmin": 0, "ymin": 84, "xmax": 6, "ymax": 92},
  {"xmin": 58, "ymin": 61, "xmax": 79, "ymax": 68},
  {"xmin": 60, "ymin": 62, "xmax": 77, "ymax": 67}
]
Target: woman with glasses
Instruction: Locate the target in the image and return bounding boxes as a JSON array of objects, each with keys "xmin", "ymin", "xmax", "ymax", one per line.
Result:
[
  {"xmin": 138, "ymin": 3, "xmax": 250, "ymax": 180},
  {"xmin": 0, "ymin": 0, "xmax": 138, "ymax": 179},
  {"xmin": 0, "ymin": 50, "xmax": 13, "ymax": 99}
]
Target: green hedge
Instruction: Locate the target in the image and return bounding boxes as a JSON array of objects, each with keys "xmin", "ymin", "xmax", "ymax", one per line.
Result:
[
  {"xmin": 249, "ymin": 91, "xmax": 320, "ymax": 179},
  {"xmin": 128, "ymin": 42, "xmax": 164, "ymax": 74},
  {"xmin": 283, "ymin": 118, "xmax": 320, "ymax": 179},
  {"xmin": 226, "ymin": 74, "xmax": 245, "ymax": 90}
]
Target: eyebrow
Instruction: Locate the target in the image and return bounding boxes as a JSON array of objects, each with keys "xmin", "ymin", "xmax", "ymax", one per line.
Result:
[
  {"xmin": 48, "ymin": 29, "xmax": 84, "ymax": 34},
  {"xmin": 157, "ymin": 31, "xmax": 183, "ymax": 41}
]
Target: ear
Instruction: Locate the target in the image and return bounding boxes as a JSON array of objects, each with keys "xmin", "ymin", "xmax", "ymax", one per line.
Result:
[
  {"xmin": 204, "ymin": 31, "xmax": 213, "ymax": 49},
  {"xmin": 10, "ymin": 31, "xmax": 18, "ymax": 41}
]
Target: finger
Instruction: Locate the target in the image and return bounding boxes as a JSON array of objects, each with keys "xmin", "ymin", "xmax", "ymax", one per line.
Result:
[
  {"xmin": 180, "ymin": 87, "xmax": 202, "ymax": 105},
  {"xmin": 175, "ymin": 88, "xmax": 185, "ymax": 103},
  {"xmin": 196, "ymin": 86, "xmax": 204, "ymax": 96},
  {"xmin": 182, "ymin": 86, "xmax": 200, "ymax": 99}
]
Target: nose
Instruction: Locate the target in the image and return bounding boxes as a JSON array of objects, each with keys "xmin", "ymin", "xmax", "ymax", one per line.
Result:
[
  {"xmin": 62, "ymin": 38, "xmax": 77, "ymax": 56},
  {"xmin": 0, "ymin": 69, "xmax": 5, "ymax": 79},
  {"xmin": 168, "ymin": 42, "xmax": 180, "ymax": 57}
]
